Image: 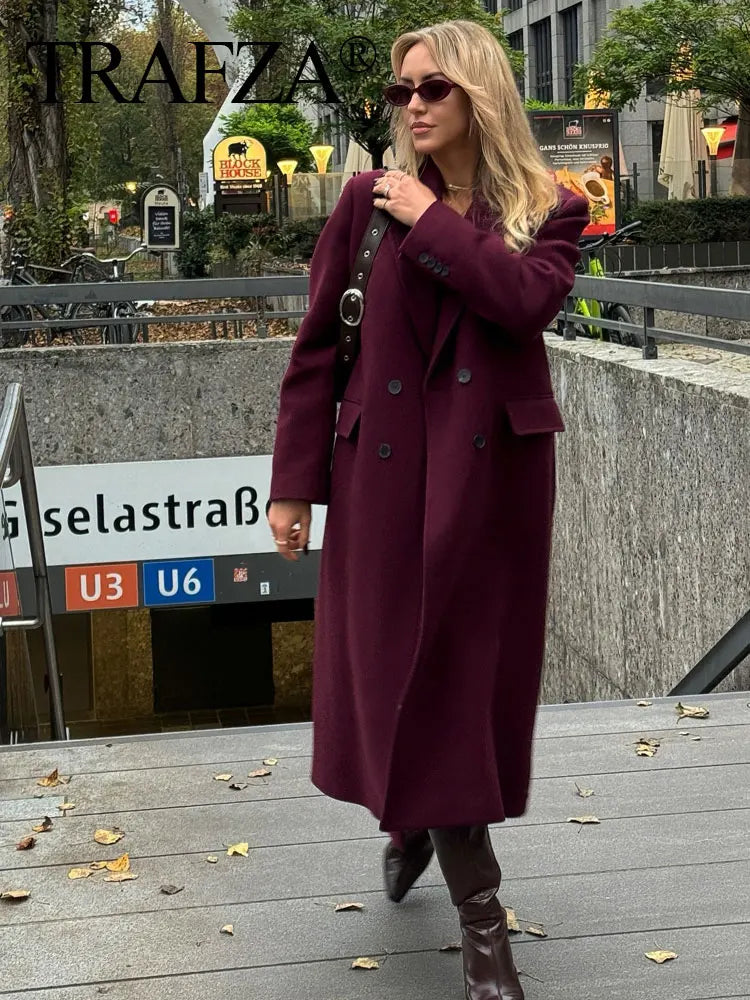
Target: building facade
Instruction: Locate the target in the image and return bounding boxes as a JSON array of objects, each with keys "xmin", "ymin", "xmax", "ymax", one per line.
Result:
[{"xmin": 495, "ymin": 0, "xmax": 665, "ymax": 198}]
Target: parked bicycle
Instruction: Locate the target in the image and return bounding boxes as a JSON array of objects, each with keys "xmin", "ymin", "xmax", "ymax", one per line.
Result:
[
  {"xmin": 65, "ymin": 244, "xmax": 150, "ymax": 345},
  {"xmin": 556, "ymin": 220, "xmax": 643, "ymax": 347},
  {"xmin": 0, "ymin": 244, "xmax": 149, "ymax": 347}
]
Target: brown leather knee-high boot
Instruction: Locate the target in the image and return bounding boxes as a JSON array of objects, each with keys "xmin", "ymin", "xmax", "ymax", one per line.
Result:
[
  {"xmin": 428, "ymin": 825, "xmax": 524, "ymax": 1000},
  {"xmin": 383, "ymin": 828, "xmax": 434, "ymax": 902}
]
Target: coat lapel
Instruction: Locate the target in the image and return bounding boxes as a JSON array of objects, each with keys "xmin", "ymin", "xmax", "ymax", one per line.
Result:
[{"xmin": 381, "ymin": 156, "xmax": 491, "ymax": 380}]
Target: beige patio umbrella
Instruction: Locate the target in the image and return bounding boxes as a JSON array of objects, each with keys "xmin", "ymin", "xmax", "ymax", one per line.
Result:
[
  {"xmin": 657, "ymin": 87, "xmax": 703, "ymax": 198},
  {"xmin": 343, "ymin": 138, "xmax": 397, "ymax": 173}
]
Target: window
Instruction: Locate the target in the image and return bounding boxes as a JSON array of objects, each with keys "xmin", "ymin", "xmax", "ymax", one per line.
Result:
[
  {"xmin": 507, "ymin": 0, "xmax": 523, "ymax": 11},
  {"xmin": 560, "ymin": 5, "xmax": 581, "ymax": 103},
  {"xmin": 507, "ymin": 30, "xmax": 525, "ymax": 101},
  {"xmin": 531, "ymin": 18, "xmax": 553, "ymax": 103},
  {"xmin": 482, "ymin": 0, "xmax": 501, "ymax": 12}
]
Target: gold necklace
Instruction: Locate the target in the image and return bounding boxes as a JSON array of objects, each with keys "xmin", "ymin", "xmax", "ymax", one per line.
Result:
[{"xmin": 446, "ymin": 182, "xmax": 472, "ymax": 190}]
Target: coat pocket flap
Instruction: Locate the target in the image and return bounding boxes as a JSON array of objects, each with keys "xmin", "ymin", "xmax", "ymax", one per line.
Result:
[
  {"xmin": 505, "ymin": 395, "xmax": 565, "ymax": 435},
  {"xmin": 335, "ymin": 398, "xmax": 362, "ymax": 440}
]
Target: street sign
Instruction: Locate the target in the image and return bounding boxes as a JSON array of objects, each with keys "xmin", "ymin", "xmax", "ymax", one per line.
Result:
[
  {"xmin": 143, "ymin": 558, "xmax": 215, "ymax": 607},
  {"xmin": 141, "ymin": 184, "xmax": 181, "ymax": 251}
]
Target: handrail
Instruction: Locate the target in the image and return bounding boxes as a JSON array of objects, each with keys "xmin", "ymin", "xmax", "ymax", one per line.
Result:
[
  {"xmin": 669, "ymin": 608, "xmax": 750, "ymax": 695},
  {"xmin": 0, "ymin": 383, "xmax": 66, "ymax": 741}
]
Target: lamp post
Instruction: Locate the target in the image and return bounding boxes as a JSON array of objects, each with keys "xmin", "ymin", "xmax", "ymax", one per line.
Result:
[
  {"xmin": 701, "ymin": 126, "xmax": 726, "ymax": 197},
  {"xmin": 309, "ymin": 144, "xmax": 334, "ymax": 216},
  {"xmin": 276, "ymin": 160, "xmax": 298, "ymax": 222}
]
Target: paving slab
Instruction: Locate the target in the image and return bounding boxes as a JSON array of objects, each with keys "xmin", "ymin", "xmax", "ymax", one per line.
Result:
[{"xmin": 0, "ymin": 691, "xmax": 747, "ymax": 999}]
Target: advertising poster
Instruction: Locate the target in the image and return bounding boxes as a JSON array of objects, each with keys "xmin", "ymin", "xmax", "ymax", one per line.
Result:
[{"xmin": 529, "ymin": 110, "xmax": 620, "ymax": 237}]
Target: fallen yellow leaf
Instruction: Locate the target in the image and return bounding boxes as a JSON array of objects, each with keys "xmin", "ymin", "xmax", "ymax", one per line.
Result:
[
  {"xmin": 227, "ymin": 842, "xmax": 248, "ymax": 857},
  {"xmin": 352, "ymin": 957, "xmax": 379, "ymax": 970},
  {"xmin": 214, "ymin": 774, "xmax": 233, "ymax": 781},
  {"xmin": 636, "ymin": 700, "xmax": 652, "ymax": 707},
  {"xmin": 229, "ymin": 782, "xmax": 247, "ymax": 790},
  {"xmin": 206, "ymin": 855, "xmax": 219, "ymax": 864},
  {"xmin": 16, "ymin": 837, "xmax": 35, "ymax": 851},
  {"xmin": 105, "ymin": 853, "xmax": 130, "ymax": 873},
  {"xmin": 645, "ymin": 949, "xmax": 678, "ymax": 964},
  {"xmin": 525, "ymin": 924, "xmax": 547, "ymax": 937},
  {"xmin": 335, "ymin": 902, "xmax": 364, "ymax": 911},
  {"xmin": 32, "ymin": 817, "xmax": 53, "ymax": 833},
  {"xmin": 1, "ymin": 890, "xmax": 31, "ymax": 901},
  {"xmin": 57, "ymin": 803, "xmax": 75, "ymax": 812},
  {"xmin": 37, "ymin": 768, "xmax": 60, "ymax": 787},
  {"xmin": 439, "ymin": 942, "xmax": 462, "ymax": 951},
  {"xmin": 104, "ymin": 872, "xmax": 138, "ymax": 883},
  {"xmin": 68, "ymin": 868, "xmax": 95, "ymax": 880},
  {"xmin": 675, "ymin": 702, "xmax": 709, "ymax": 720},
  {"xmin": 262, "ymin": 758, "xmax": 278, "ymax": 766},
  {"xmin": 248, "ymin": 769, "xmax": 271, "ymax": 778},
  {"xmin": 94, "ymin": 828, "xmax": 124, "ymax": 845},
  {"xmin": 505, "ymin": 907, "xmax": 521, "ymax": 932},
  {"xmin": 220, "ymin": 924, "xmax": 234, "ymax": 935},
  {"xmin": 567, "ymin": 815, "xmax": 600, "ymax": 824}
]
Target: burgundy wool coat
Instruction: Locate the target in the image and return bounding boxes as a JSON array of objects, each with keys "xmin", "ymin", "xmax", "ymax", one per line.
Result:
[{"xmin": 270, "ymin": 155, "xmax": 589, "ymax": 831}]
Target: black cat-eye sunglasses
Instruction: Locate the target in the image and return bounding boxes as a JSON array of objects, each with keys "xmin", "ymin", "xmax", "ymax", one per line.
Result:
[{"xmin": 383, "ymin": 79, "xmax": 460, "ymax": 106}]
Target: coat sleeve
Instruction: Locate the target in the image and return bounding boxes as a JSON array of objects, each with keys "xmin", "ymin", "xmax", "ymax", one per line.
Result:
[
  {"xmin": 397, "ymin": 191, "xmax": 590, "ymax": 346},
  {"xmin": 268, "ymin": 175, "xmax": 355, "ymax": 506}
]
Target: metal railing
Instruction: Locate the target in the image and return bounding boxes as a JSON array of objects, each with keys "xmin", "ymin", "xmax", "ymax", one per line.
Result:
[
  {"xmin": 0, "ymin": 272, "xmax": 748, "ymax": 696},
  {"xmin": 0, "ymin": 270, "xmax": 749, "ymax": 356},
  {"xmin": 559, "ymin": 273, "xmax": 750, "ymax": 360},
  {"xmin": 0, "ymin": 383, "xmax": 66, "ymax": 741}
]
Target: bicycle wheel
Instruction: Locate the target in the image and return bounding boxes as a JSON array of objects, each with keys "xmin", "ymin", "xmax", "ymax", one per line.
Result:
[
  {"xmin": 0, "ymin": 305, "xmax": 32, "ymax": 348},
  {"xmin": 106, "ymin": 301, "xmax": 139, "ymax": 344},
  {"xmin": 609, "ymin": 304, "xmax": 642, "ymax": 347},
  {"xmin": 68, "ymin": 300, "xmax": 111, "ymax": 345}
]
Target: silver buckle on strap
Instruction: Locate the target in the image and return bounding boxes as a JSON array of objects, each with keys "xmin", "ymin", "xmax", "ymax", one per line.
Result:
[{"xmin": 339, "ymin": 287, "xmax": 364, "ymax": 326}]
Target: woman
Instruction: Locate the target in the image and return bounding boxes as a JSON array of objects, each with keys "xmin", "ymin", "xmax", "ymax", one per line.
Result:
[{"xmin": 267, "ymin": 19, "xmax": 589, "ymax": 1000}]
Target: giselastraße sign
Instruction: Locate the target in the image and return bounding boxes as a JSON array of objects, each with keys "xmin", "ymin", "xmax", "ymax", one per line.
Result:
[
  {"xmin": 1, "ymin": 455, "xmax": 327, "ymax": 614},
  {"xmin": 141, "ymin": 184, "xmax": 181, "ymax": 251}
]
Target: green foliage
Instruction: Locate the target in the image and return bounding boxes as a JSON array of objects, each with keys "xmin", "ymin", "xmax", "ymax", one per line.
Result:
[
  {"xmin": 4, "ymin": 197, "xmax": 88, "ymax": 268},
  {"xmin": 219, "ymin": 105, "xmax": 321, "ymax": 173},
  {"xmin": 274, "ymin": 216, "xmax": 329, "ymax": 260},
  {"xmin": 227, "ymin": 0, "xmax": 515, "ymax": 164},
  {"xmin": 524, "ymin": 99, "xmax": 581, "ymax": 111},
  {"xmin": 175, "ymin": 208, "xmax": 331, "ymax": 277},
  {"xmin": 577, "ymin": 0, "xmax": 750, "ymax": 112},
  {"xmin": 175, "ymin": 207, "xmax": 215, "ymax": 278},
  {"xmin": 623, "ymin": 196, "xmax": 750, "ymax": 243}
]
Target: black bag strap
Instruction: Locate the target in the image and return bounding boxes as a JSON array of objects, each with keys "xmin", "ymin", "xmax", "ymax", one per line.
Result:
[{"xmin": 334, "ymin": 202, "xmax": 391, "ymax": 401}]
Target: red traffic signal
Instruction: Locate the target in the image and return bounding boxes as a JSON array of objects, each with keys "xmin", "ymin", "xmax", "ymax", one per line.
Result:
[{"xmin": 107, "ymin": 208, "xmax": 119, "ymax": 225}]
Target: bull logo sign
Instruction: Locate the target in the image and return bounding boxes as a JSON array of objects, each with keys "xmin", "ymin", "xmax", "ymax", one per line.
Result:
[{"xmin": 213, "ymin": 136, "xmax": 267, "ymax": 184}]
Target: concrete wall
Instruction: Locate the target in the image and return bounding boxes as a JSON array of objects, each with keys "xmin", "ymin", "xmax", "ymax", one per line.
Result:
[{"xmin": 1, "ymin": 332, "xmax": 748, "ymax": 707}]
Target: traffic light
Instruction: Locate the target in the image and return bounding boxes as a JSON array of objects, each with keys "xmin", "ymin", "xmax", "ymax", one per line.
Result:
[{"xmin": 108, "ymin": 208, "xmax": 119, "ymax": 226}]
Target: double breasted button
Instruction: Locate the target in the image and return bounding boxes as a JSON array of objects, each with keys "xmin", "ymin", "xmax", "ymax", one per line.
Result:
[
  {"xmin": 457, "ymin": 368, "xmax": 472, "ymax": 384},
  {"xmin": 378, "ymin": 443, "xmax": 392, "ymax": 459},
  {"xmin": 472, "ymin": 434, "xmax": 486, "ymax": 449},
  {"xmin": 440, "ymin": 264, "xmax": 450, "ymax": 276},
  {"xmin": 418, "ymin": 252, "xmax": 429, "ymax": 264},
  {"xmin": 387, "ymin": 379, "xmax": 402, "ymax": 395},
  {"xmin": 432, "ymin": 259, "xmax": 443, "ymax": 271},
  {"xmin": 426, "ymin": 255, "xmax": 436, "ymax": 267}
]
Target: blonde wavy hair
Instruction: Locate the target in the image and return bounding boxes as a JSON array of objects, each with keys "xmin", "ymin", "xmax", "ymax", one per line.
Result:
[{"xmin": 388, "ymin": 20, "xmax": 560, "ymax": 253}]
